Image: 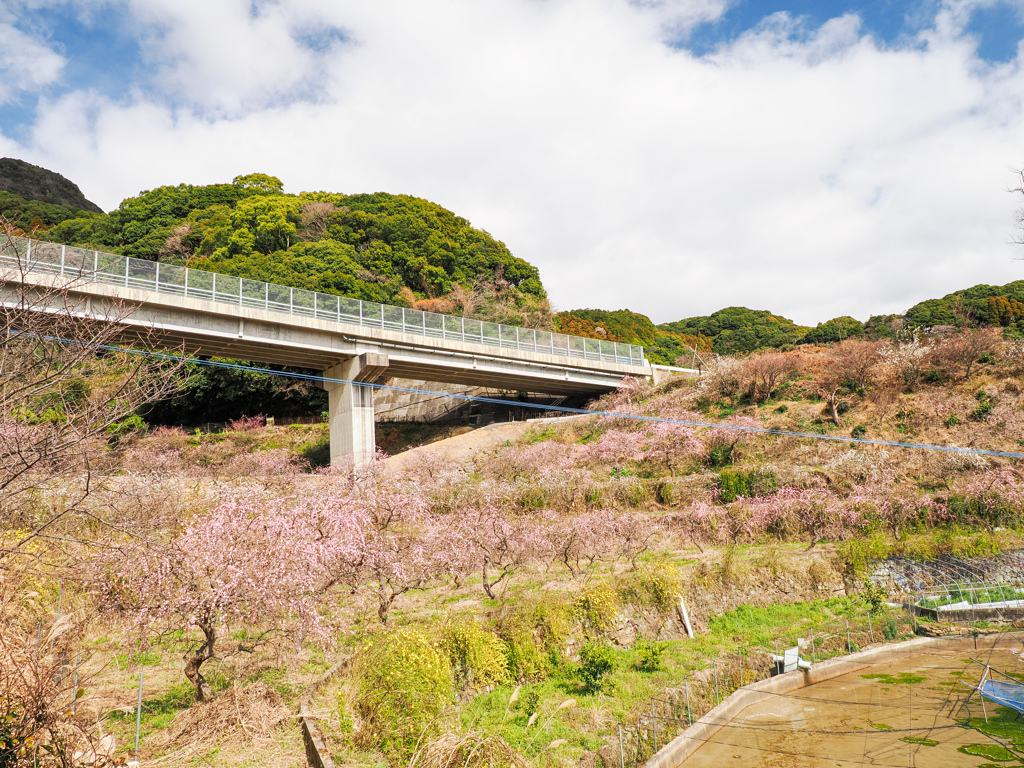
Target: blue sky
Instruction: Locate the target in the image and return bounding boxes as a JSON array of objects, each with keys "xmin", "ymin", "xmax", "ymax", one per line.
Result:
[
  {"xmin": 689, "ymin": 0, "xmax": 1024, "ymax": 60},
  {"xmin": 2, "ymin": 0, "xmax": 1024, "ymax": 324}
]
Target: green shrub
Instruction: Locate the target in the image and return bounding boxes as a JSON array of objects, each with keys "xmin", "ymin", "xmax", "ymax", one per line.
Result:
[
  {"xmin": 863, "ymin": 580, "xmax": 886, "ymax": 614},
  {"xmin": 656, "ymin": 480, "xmax": 676, "ymax": 505},
  {"xmin": 520, "ymin": 688, "xmax": 541, "ymax": 717},
  {"xmin": 775, "ymin": 405, "xmax": 788, "ymax": 414},
  {"xmin": 531, "ymin": 598, "xmax": 572, "ymax": 666},
  {"xmin": 518, "ymin": 485, "xmax": 550, "ymax": 510},
  {"xmin": 716, "ymin": 469, "xmax": 777, "ymax": 503},
  {"xmin": 107, "ymin": 413, "xmax": 146, "ymax": 446},
  {"xmin": 706, "ymin": 443, "xmax": 734, "ymax": 468},
  {"xmin": 300, "ymin": 436, "xmax": 331, "ymax": 469},
  {"xmin": 495, "ymin": 614, "xmax": 549, "ymax": 682},
  {"xmin": 634, "ymin": 638, "xmax": 667, "ymax": 672},
  {"xmin": 584, "ymin": 484, "xmax": 606, "ymax": 508},
  {"xmin": 944, "ymin": 415, "xmax": 960, "ymax": 428},
  {"xmin": 576, "ymin": 641, "xmax": 614, "ymax": 693},
  {"xmin": 851, "ymin": 425, "xmax": 867, "ymax": 439},
  {"xmin": 573, "ymin": 583, "xmax": 620, "ymax": 632},
  {"xmin": 441, "ymin": 619, "xmax": 509, "ymax": 691},
  {"xmin": 353, "ymin": 629, "xmax": 454, "ymax": 758},
  {"xmin": 969, "ymin": 399, "xmax": 993, "ymax": 421},
  {"xmin": 881, "ymin": 619, "xmax": 898, "ymax": 641},
  {"xmin": 614, "ymin": 477, "xmax": 650, "ymax": 507},
  {"xmin": 834, "ymin": 535, "xmax": 890, "ymax": 583},
  {"xmin": 618, "ymin": 562, "xmax": 680, "ymax": 614}
]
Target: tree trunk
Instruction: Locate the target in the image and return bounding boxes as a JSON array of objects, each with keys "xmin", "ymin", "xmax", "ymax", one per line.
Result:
[
  {"xmin": 828, "ymin": 398, "xmax": 841, "ymax": 426},
  {"xmin": 377, "ymin": 590, "xmax": 393, "ymax": 624},
  {"xmin": 184, "ymin": 618, "xmax": 215, "ymax": 702},
  {"xmin": 482, "ymin": 559, "xmax": 506, "ymax": 600}
]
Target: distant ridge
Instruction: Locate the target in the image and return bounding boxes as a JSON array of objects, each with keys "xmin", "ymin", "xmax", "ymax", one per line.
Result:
[{"xmin": 0, "ymin": 158, "xmax": 103, "ymax": 213}]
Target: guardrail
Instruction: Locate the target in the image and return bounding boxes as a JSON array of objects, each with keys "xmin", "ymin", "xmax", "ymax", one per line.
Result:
[{"xmin": 1, "ymin": 236, "xmax": 646, "ymax": 367}]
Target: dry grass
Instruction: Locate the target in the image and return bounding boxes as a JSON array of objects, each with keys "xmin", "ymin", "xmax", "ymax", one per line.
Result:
[
  {"xmin": 148, "ymin": 682, "xmax": 291, "ymax": 750},
  {"xmin": 412, "ymin": 731, "xmax": 526, "ymax": 768}
]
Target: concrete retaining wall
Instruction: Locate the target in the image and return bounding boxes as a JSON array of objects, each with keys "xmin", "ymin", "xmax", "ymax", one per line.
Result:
[
  {"xmin": 913, "ymin": 603, "xmax": 1024, "ymax": 623},
  {"xmin": 644, "ymin": 632, "xmax": 1021, "ymax": 768},
  {"xmin": 298, "ymin": 657, "xmax": 349, "ymax": 768}
]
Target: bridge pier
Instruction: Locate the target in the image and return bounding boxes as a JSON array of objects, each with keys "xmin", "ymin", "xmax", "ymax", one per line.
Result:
[{"xmin": 323, "ymin": 352, "xmax": 389, "ymax": 467}]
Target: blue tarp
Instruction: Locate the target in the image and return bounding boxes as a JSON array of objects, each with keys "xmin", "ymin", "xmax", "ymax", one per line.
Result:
[{"xmin": 980, "ymin": 679, "xmax": 1024, "ymax": 714}]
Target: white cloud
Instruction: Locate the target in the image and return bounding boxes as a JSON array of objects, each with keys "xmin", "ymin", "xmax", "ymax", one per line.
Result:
[
  {"xmin": 0, "ymin": 22, "xmax": 65, "ymax": 104},
  {"xmin": 6, "ymin": 0, "xmax": 1024, "ymax": 326}
]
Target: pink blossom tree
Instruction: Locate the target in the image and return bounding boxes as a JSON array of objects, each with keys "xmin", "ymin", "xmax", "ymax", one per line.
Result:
[
  {"xmin": 643, "ymin": 410, "xmax": 704, "ymax": 476},
  {"xmin": 547, "ymin": 509, "xmax": 657, "ymax": 577},
  {"xmin": 455, "ymin": 505, "xmax": 552, "ymax": 599},
  {"xmin": 94, "ymin": 495, "xmax": 364, "ymax": 701}
]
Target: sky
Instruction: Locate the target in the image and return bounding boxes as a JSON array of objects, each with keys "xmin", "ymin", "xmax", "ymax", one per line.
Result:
[{"xmin": 3, "ymin": 0, "xmax": 1024, "ymax": 326}]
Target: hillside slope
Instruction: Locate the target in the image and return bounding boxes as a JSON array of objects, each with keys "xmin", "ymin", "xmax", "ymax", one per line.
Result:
[{"xmin": 0, "ymin": 158, "xmax": 102, "ymax": 213}]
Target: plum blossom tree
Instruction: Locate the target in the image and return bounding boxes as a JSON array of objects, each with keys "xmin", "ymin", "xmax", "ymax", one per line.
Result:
[
  {"xmin": 584, "ymin": 427, "xmax": 645, "ymax": 474},
  {"xmin": 95, "ymin": 495, "xmax": 364, "ymax": 700},
  {"xmin": 343, "ymin": 482, "xmax": 463, "ymax": 624},
  {"xmin": 457, "ymin": 505, "xmax": 552, "ymax": 599},
  {"xmin": 702, "ymin": 415, "xmax": 762, "ymax": 467},
  {"xmin": 644, "ymin": 410, "xmax": 704, "ymax": 476},
  {"xmin": 547, "ymin": 509, "xmax": 656, "ymax": 577},
  {"xmin": 931, "ymin": 328, "xmax": 1002, "ymax": 380}
]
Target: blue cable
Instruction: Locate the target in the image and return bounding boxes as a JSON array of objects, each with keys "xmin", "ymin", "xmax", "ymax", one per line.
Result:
[{"xmin": 99, "ymin": 343, "xmax": 1024, "ymax": 460}]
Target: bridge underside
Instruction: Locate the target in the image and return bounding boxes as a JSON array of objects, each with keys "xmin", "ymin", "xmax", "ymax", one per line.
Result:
[{"xmin": 3, "ymin": 275, "xmax": 649, "ymax": 465}]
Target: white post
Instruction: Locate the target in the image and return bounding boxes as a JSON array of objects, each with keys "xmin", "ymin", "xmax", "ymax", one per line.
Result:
[
  {"xmin": 134, "ymin": 671, "xmax": 144, "ymax": 760},
  {"xmin": 60, "ymin": 244, "xmax": 66, "ymax": 275},
  {"xmin": 678, "ymin": 596, "xmax": 695, "ymax": 639},
  {"xmin": 72, "ymin": 653, "xmax": 80, "ymax": 715}
]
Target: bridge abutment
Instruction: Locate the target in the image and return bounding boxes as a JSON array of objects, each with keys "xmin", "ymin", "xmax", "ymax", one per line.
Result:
[{"xmin": 323, "ymin": 353, "xmax": 389, "ymax": 467}]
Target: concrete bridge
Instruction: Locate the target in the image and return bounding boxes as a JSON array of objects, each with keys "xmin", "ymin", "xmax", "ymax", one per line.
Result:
[{"xmin": 1, "ymin": 237, "xmax": 655, "ymax": 464}]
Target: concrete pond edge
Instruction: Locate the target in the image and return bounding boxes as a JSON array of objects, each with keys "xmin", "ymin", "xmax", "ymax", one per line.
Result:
[{"xmin": 643, "ymin": 631, "xmax": 1024, "ymax": 768}]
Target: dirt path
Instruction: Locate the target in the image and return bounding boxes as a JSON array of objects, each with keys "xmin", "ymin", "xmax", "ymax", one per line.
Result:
[{"xmin": 384, "ymin": 414, "xmax": 587, "ymax": 471}]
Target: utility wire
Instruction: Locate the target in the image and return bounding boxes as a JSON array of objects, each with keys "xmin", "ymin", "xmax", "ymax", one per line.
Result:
[{"xmin": 94, "ymin": 343, "xmax": 1024, "ymax": 460}]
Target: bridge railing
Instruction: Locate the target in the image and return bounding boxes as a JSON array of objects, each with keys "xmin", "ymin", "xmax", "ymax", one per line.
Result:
[{"xmin": 1, "ymin": 236, "xmax": 647, "ymax": 367}]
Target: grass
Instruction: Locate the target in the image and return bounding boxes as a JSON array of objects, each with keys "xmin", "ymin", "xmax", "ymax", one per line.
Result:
[
  {"xmin": 963, "ymin": 706, "xmax": 1024, "ymax": 754},
  {"xmin": 108, "ymin": 679, "xmax": 196, "ymax": 736},
  {"xmin": 861, "ymin": 672, "xmax": 927, "ymax": 685}
]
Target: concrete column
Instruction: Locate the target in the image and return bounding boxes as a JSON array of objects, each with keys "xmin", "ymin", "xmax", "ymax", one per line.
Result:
[{"xmin": 323, "ymin": 352, "xmax": 389, "ymax": 467}]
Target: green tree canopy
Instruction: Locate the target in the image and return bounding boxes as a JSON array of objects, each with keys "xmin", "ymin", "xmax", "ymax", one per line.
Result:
[
  {"xmin": 660, "ymin": 307, "xmax": 808, "ymax": 355},
  {"xmin": 798, "ymin": 316, "xmax": 865, "ymax": 345}
]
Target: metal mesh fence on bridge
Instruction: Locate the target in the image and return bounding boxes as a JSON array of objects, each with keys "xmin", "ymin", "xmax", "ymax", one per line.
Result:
[{"xmin": 0, "ymin": 236, "xmax": 647, "ymax": 367}]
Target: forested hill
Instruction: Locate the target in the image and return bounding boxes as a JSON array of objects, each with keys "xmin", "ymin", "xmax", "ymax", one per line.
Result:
[
  {"xmin": 24, "ymin": 172, "xmax": 552, "ymax": 329},
  {"xmin": 5, "ymin": 161, "xmax": 1024, "ymax": 370},
  {"xmin": 0, "ymin": 158, "xmax": 102, "ymax": 213},
  {"xmin": 559, "ymin": 284, "xmax": 1024, "ymax": 365}
]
